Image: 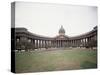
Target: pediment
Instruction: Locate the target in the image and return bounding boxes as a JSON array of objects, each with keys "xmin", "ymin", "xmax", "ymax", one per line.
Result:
[{"xmin": 54, "ymin": 35, "xmax": 69, "ymax": 40}]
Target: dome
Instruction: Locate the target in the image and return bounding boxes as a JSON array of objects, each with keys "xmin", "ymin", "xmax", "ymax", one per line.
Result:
[{"xmin": 59, "ymin": 25, "xmax": 65, "ymax": 35}]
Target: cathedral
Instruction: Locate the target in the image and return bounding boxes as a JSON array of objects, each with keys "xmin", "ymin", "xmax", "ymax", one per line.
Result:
[{"xmin": 13, "ymin": 25, "xmax": 97, "ymax": 51}]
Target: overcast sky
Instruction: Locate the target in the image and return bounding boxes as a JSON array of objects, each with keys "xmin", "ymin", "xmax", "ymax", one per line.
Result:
[{"xmin": 15, "ymin": 2, "xmax": 98, "ymax": 37}]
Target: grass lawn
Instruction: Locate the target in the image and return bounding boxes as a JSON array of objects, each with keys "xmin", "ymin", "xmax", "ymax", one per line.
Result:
[{"xmin": 15, "ymin": 48, "xmax": 97, "ymax": 73}]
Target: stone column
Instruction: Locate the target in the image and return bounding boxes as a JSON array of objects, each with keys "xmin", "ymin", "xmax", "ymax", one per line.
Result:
[
  {"xmin": 41, "ymin": 40, "xmax": 42, "ymax": 48},
  {"xmin": 70, "ymin": 40, "xmax": 72, "ymax": 47},
  {"xmin": 52, "ymin": 40, "xmax": 53, "ymax": 48},
  {"xmin": 77, "ymin": 39, "xmax": 79, "ymax": 47},
  {"xmin": 44, "ymin": 40, "xmax": 45, "ymax": 48},
  {"xmin": 77, "ymin": 39, "xmax": 80, "ymax": 47},
  {"xmin": 59, "ymin": 40, "xmax": 61, "ymax": 48},
  {"xmin": 35, "ymin": 40, "xmax": 36, "ymax": 49},
  {"xmin": 62, "ymin": 40, "xmax": 63, "ymax": 47},
  {"xmin": 72, "ymin": 40, "xmax": 74, "ymax": 47},
  {"xmin": 42, "ymin": 40, "xmax": 43, "ymax": 48},
  {"xmin": 45, "ymin": 40, "xmax": 46, "ymax": 48},
  {"xmin": 63, "ymin": 40, "xmax": 65, "ymax": 47},
  {"xmin": 42, "ymin": 40, "xmax": 44, "ymax": 48},
  {"xmin": 80, "ymin": 39, "xmax": 82, "ymax": 47},
  {"xmin": 69, "ymin": 40, "xmax": 71, "ymax": 47},
  {"xmin": 85, "ymin": 38, "xmax": 87, "ymax": 47},
  {"xmin": 75, "ymin": 40, "xmax": 77, "ymax": 47},
  {"xmin": 79, "ymin": 39, "xmax": 81, "ymax": 48},
  {"xmin": 74, "ymin": 40, "xmax": 75, "ymax": 47},
  {"xmin": 83, "ymin": 38, "xmax": 85, "ymax": 47},
  {"xmin": 45, "ymin": 40, "xmax": 47, "ymax": 48},
  {"xmin": 60, "ymin": 40, "xmax": 61, "ymax": 48},
  {"xmin": 39, "ymin": 40, "xmax": 41, "ymax": 49},
  {"xmin": 67, "ymin": 40, "xmax": 68, "ymax": 47},
  {"xmin": 53, "ymin": 40, "xmax": 55, "ymax": 48},
  {"xmin": 64, "ymin": 40, "xmax": 65, "ymax": 47},
  {"xmin": 34, "ymin": 40, "xmax": 36, "ymax": 48},
  {"xmin": 82, "ymin": 38, "xmax": 83, "ymax": 47},
  {"xmin": 76, "ymin": 40, "xmax": 78, "ymax": 47},
  {"xmin": 48, "ymin": 40, "xmax": 49, "ymax": 48},
  {"xmin": 38, "ymin": 40, "xmax": 39, "ymax": 49},
  {"xmin": 79, "ymin": 39, "xmax": 81, "ymax": 47},
  {"xmin": 47, "ymin": 40, "xmax": 49, "ymax": 48},
  {"xmin": 36, "ymin": 40, "xmax": 38, "ymax": 48},
  {"xmin": 36, "ymin": 40, "xmax": 38, "ymax": 49},
  {"xmin": 49, "ymin": 40, "xmax": 51, "ymax": 48},
  {"xmin": 53, "ymin": 40, "xmax": 54, "ymax": 48},
  {"xmin": 51, "ymin": 40, "xmax": 53, "ymax": 48},
  {"xmin": 84, "ymin": 38, "xmax": 86, "ymax": 47},
  {"xmin": 72, "ymin": 40, "xmax": 73, "ymax": 47},
  {"xmin": 31, "ymin": 39, "xmax": 33, "ymax": 50},
  {"xmin": 41, "ymin": 40, "xmax": 43, "ymax": 49},
  {"xmin": 56, "ymin": 40, "xmax": 58, "ymax": 48},
  {"xmin": 83, "ymin": 39, "xmax": 84, "ymax": 47},
  {"xmin": 60, "ymin": 40, "xmax": 62, "ymax": 47},
  {"xmin": 55, "ymin": 40, "xmax": 56, "ymax": 48},
  {"xmin": 66, "ymin": 40, "xmax": 67, "ymax": 47},
  {"xmin": 32, "ymin": 39, "xmax": 35, "ymax": 50},
  {"xmin": 58, "ymin": 40, "xmax": 59, "ymax": 48},
  {"xmin": 70, "ymin": 40, "xmax": 71, "ymax": 47},
  {"xmin": 57, "ymin": 40, "xmax": 59, "ymax": 48},
  {"xmin": 50, "ymin": 40, "xmax": 51, "ymax": 48},
  {"xmin": 64, "ymin": 40, "xmax": 66, "ymax": 47},
  {"xmin": 74, "ymin": 40, "xmax": 76, "ymax": 47},
  {"xmin": 37, "ymin": 40, "xmax": 38, "ymax": 49},
  {"xmin": 43, "ymin": 40, "xmax": 45, "ymax": 48},
  {"xmin": 59, "ymin": 40, "xmax": 60, "ymax": 48}
]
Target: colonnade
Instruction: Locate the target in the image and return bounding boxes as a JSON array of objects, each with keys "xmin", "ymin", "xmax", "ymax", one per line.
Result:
[
  {"xmin": 15, "ymin": 26, "xmax": 97, "ymax": 51},
  {"xmin": 16, "ymin": 34, "xmax": 97, "ymax": 51}
]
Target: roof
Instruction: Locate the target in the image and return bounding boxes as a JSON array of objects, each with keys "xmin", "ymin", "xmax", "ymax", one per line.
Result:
[{"xmin": 15, "ymin": 26, "xmax": 97, "ymax": 40}]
